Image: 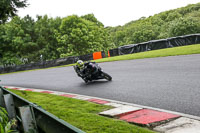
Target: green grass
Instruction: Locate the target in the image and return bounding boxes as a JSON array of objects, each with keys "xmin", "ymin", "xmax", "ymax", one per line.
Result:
[
  {"xmin": 95, "ymin": 44, "xmax": 200, "ymax": 63},
  {"xmin": 9, "ymin": 89, "xmax": 155, "ymax": 133}
]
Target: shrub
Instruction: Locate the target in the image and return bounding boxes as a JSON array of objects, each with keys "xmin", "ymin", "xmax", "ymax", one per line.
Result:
[{"xmin": 0, "ymin": 107, "xmax": 17, "ymax": 133}]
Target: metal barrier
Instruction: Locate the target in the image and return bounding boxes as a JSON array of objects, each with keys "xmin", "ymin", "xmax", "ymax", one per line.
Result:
[{"xmin": 0, "ymin": 86, "xmax": 85, "ymax": 133}]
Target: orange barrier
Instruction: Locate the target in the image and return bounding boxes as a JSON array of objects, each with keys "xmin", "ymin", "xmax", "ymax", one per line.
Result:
[
  {"xmin": 108, "ymin": 51, "xmax": 110, "ymax": 57},
  {"xmin": 93, "ymin": 52, "xmax": 102, "ymax": 60}
]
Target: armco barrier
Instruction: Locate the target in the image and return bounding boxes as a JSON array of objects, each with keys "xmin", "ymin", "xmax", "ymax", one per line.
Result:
[{"xmin": 0, "ymin": 86, "xmax": 85, "ymax": 133}]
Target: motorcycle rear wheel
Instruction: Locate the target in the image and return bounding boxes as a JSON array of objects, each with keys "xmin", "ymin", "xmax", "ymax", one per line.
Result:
[
  {"xmin": 83, "ymin": 78, "xmax": 89, "ymax": 83},
  {"xmin": 102, "ymin": 72, "xmax": 112, "ymax": 81}
]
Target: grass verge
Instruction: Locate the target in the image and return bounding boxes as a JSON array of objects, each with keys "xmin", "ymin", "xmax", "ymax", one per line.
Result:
[
  {"xmin": 9, "ymin": 89, "xmax": 155, "ymax": 133},
  {"xmin": 96, "ymin": 44, "xmax": 200, "ymax": 63}
]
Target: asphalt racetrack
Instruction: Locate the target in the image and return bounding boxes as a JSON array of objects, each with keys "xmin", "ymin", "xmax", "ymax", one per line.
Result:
[{"xmin": 1, "ymin": 54, "xmax": 200, "ymax": 116}]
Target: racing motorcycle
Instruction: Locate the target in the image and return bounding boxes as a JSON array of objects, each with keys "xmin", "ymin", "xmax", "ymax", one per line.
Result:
[{"xmin": 73, "ymin": 62, "xmax": 112, "ymax": 83}]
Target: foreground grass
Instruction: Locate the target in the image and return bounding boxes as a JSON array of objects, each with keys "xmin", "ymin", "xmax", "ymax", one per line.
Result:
[
  {"xmin": 9, "ymin": 89, "xmax": 155, "ymax": 133},
  {"xmin": 96, "ymin": 44, "xmax": 200, "ymax": 63}
]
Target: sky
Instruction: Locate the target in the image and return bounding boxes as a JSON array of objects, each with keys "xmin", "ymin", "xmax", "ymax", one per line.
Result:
[{"xmin": 18, "ymin": 0, "xmax": 200, "ymax": 27}]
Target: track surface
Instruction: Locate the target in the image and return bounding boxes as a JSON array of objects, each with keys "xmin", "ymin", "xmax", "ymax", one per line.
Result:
[{"xmin": 1, "ymin": 54, "xmax": 200, "ymax": 116}]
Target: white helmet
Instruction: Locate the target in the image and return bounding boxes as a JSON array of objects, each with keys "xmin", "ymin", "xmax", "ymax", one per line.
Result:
[{"xmin": 76, "ymin": 60, "xmax": 84, "ymax": 69}]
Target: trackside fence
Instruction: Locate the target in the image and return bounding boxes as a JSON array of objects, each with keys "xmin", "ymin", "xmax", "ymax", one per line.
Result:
[
  {"xmin": 0, "ymin": 86, "xmax": 85, "ymax": 133},
  {"xmin": 108, "ymin": 33, "xmax": 200, "ymax": 56}
]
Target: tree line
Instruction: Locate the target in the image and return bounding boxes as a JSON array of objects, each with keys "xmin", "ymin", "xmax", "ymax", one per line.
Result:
[
  {"xmin": 107, "ymin": 3, "xmax": 200, "ymax": 47},
  {"xmin": 0, "ymin": 14, "xmax": 113, "ymax": 66},
  {"xmin": 0, "ymin": 1, "xmax": 200, "ymax": 66}
]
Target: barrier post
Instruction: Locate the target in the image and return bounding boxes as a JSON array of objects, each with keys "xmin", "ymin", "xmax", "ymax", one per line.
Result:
[
  {"xmin": 19, "ymin": 105, "xmax": 38, "ymax": 133},
  {"xmin": 0, "ymin": 89, "xmax": 5, "ymax": 107},
  {"xmin": 4, "ymin": 94, "xmax": 16, "ymax": 119}
]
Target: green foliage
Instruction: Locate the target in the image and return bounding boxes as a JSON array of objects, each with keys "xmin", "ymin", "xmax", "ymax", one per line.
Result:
[
  {"xmin": 0, "ymin": 13, "xmax": 113, "ymax": 65},
  {"xmin": 0, "ymin": 16, "xmax": 37, "ymax": 65},
  {"xmin": 131, "ymin": 23, "xmax": 158, "ymax": 43},
  {"xmin": 0, "ymin": 107, "xmax": 17, "ymax": 133},
  {"xmin": 0, "ymin": 15, "xmax": 62, "ymax": 65},
  {"xmin": 34, "ymin": 15, "xmax": 62, "ymax": 60},
  {"xmin": 0, "ymin": 2, "xmax": 200, "ymax": 65},
  {"xmin": 0, "ymin": 107, "xmax": 9, "ymax": 127},
  {"xmin": 169, "ymin": 17, "xmax": 200, "ymax": 37},
  {"xmin": 81, "ymin": 14, "xmax": 104, "ymax": 27},
  {"xmin": 57, "ymin": 15, "xmax": 111, "ymax": 57},
  {"xmin": 108, "ymin": 2, "xmax": 200, "ymax": 45},
  {"xmin": 0, "ymin": 0, "xmax": 28, "ymax": 24}
]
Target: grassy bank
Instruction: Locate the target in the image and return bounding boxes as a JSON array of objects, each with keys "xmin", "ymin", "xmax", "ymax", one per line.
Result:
[
  {"xmin": 9, "ymin": 89, "xmax": 155, "ymax": 133},
  {"xmin": 96, "ymin": 44, "xmax": 200, "ymax": 63}
]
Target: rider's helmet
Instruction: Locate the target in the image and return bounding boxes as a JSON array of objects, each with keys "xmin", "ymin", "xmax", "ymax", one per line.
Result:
[{"xmin": 76, "ymin": 60, "xmax": 84, "ymax": 69}]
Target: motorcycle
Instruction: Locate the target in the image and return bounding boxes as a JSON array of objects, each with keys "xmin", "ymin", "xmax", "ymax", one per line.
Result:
[{"xmin": 73, "ymin": 63, "xmax": 112, "ymax": 83}]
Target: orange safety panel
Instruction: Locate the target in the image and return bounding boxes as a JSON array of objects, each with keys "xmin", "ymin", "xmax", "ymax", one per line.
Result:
[
  {"xmin": 108, "ymin": 51, "xmax": 110, "ymax": 57},
  {"xmin": 93, "ymin": 52, "xmax": 102, "ymax": 60}
]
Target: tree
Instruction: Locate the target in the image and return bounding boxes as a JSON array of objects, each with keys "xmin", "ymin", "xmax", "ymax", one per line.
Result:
[
  {"xmin": 113, "ymin": 31, "xmax": 126, "ymax": 46},
  {"xmin": 0, "ymin": 0, "xmax": 28, "ymax": 24},
  {"xmin": 1, "ymin": 16, "xmax": 37, "ymax": 64},
  {"xmin": 169, "ymin": 17, "xmax": 200, "ymax": 37},
  {"xmin": 81, "ymin": 14, "xmax": 104, "ymax": 27},
  {"xmin": 130, "ymin": 22, "xmax": 158, "ymax": 43},
  {"xmin": 0, "ymin": 24, "xmax": 6, "ymax": 65},
  {"xmin": 0, "ymin": 17, "xmax": 23, "ymax": 65},
  {"xmin": 108, "ymin": 3, "xmax": 200, "ymax": 46},
  {"xmin": 57, "ymin": 15, "xmax": 111, "ymax": 57},
  {"xmin": 34, "ymin": 15, "xmax": 62, "ymax": 60},
  {"xmin": 0, "ymin": 16, "xmax": 41, "ymax": 65}
]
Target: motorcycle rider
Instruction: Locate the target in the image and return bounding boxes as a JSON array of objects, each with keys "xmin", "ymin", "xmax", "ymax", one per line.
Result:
[{"xmin": 75, "ymin": 60, "xmax": 100, "ymax": 81}]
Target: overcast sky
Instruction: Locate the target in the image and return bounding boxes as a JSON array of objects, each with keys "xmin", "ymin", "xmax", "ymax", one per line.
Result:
[{"xmin": 18, "ymin": 0, "xmax": 200, "ymax": 27}]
